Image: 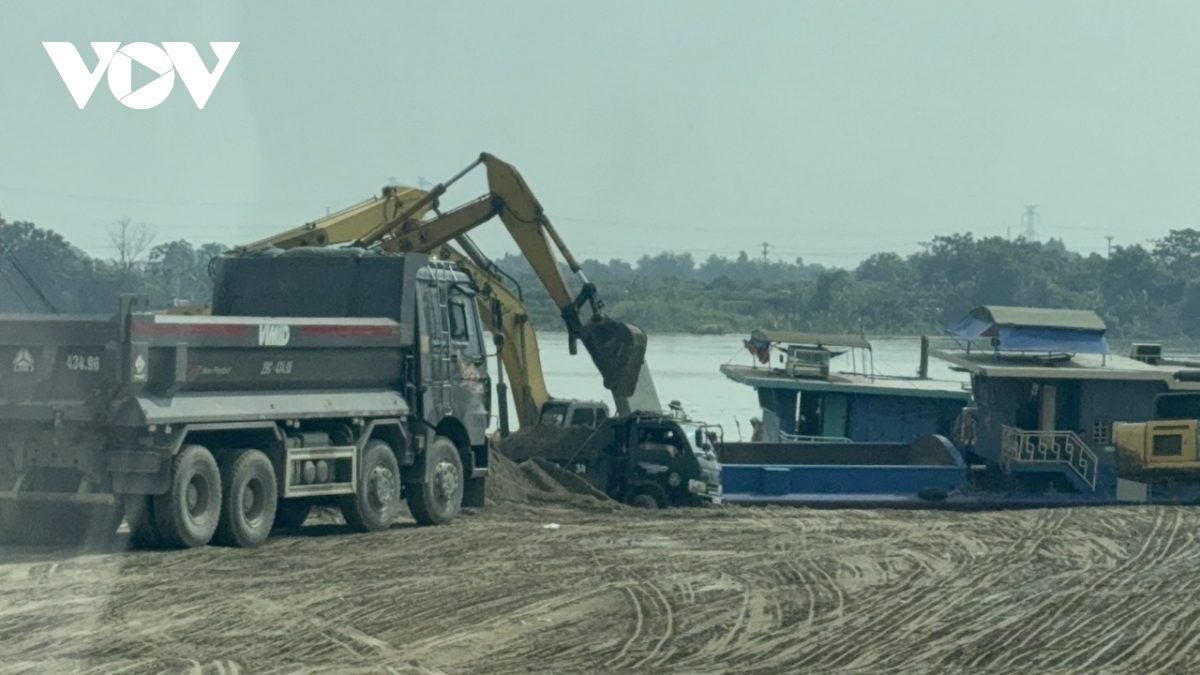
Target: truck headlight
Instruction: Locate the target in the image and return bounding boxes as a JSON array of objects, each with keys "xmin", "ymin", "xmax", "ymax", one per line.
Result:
[{"xmin": 688, "ymin": 479, "xmax": 705, "ymax": 494}]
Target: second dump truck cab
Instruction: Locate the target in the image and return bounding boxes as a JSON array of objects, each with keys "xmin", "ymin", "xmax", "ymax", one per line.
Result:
[
  {"xmin": 0, "ymin": 248, "xmax": 492, "ymax": 549},
  {"xmin": 537, "ymin": 398, "xmax": 611, "ymax": 429},
  {"xmin": 611, "ymin": 413, "xmax": 724, "ymax": 508},
  {"xmin": 509, "ymin": 409, "xmax": 723, "ymax": 508}
]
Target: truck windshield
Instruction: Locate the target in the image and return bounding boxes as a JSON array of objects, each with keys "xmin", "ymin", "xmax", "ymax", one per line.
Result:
[
  {"xmin": 680, "ymin": 423, "xmax": 716, "ymax": 456},
  {"xmin": 538, "ymin": 403, "xmax": 570, "ymax": 426}
]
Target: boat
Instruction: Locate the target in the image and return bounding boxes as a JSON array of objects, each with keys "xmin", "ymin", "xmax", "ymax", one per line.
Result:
[
  {"xmin": 719, "ymin": 329, "xmax": 971, "ymax": 444},
  {"xmin": 714, "ymin": 307, "xmax": 1200, "ymax": 508}
]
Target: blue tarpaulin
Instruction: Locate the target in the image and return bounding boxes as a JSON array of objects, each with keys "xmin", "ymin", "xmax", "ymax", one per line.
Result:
[{"xmin": 948, "ymin": 313, "xmax": 1110, "ymax": 354}]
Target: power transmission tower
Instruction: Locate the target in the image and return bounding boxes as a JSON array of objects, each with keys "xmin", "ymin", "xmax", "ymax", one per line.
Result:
[
  {"xmin": 1105, "ymin": 235, "xmax": 1114, "ymax": 257},
  {"xmin": 760, "ymin": 242, "xmax": 769, "ymax": 264},
  {"xmin": 1021, "ymin": 205, "xmax": 1040, "ymax": 241}
]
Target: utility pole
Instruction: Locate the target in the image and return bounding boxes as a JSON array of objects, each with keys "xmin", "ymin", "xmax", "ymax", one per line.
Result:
[
  {"xmin": 1022, "ymin": 205, "xmax": 1040, "ymax": 241},
  {"xmin": 760, "ymin": 241, "xmax": 770, "ymax": 264},
  {"xmin": 1105, "ymin": 235, "xmax": 1114, "ymax": 257}
]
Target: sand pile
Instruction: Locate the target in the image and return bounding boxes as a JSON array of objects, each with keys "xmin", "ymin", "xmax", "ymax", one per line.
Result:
[
  {"xmin": 298, "ymin": 426, "xmax": 627, "ymax": 523},
  {"xmin": 485, "ymin": 430, "xmax": 624, "ymax": 512},
  {"xmin": 496, "ymin": 423, "xmax": 612, "ymax": 464}
]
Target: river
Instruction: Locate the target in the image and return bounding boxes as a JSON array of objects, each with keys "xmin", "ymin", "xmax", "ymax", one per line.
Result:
[{"xmin": 490, "ymin": 333, "xmax": 969, "ymax": 440}]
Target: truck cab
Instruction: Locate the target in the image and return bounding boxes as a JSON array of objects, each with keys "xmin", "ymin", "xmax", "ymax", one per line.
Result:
[
  {"xmin": 612, "ymin": 414, "xmax": 723, "ymax": 508},
  {"xmin": 505, "ymin": 405, "xmax": 723, "ymax": 508},
  {"xmin": 537, "ymin": 398, "xmax": 611, "ymax": 429}
]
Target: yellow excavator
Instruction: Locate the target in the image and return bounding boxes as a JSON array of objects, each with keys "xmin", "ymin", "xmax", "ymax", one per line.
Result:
[{"xmin": 176, "ymin": 153, "xmax": 660, "ymax": 429}]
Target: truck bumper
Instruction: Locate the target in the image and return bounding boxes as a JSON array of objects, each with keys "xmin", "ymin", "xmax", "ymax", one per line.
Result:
[{"xmin": 688, "ymin": 479, "xmax": 723, "ymax": 505}]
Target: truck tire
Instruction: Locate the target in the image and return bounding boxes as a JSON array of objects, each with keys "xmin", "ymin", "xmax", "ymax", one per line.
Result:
[
  {"xmin": 463, "ymin": 477, "xmax": 486, "ymax": 508},
  {"xmin": 126, "ymin": 496, "xmax": 164, "ymax": 549},
  {"xmin": 0, "ymin": 496, "xmax": 119, "ymax": 549},
  {"xmin": 340, "ymin": 440, "xmax": 401, "ymax": 533},
  {"xmin": 273, "ymin": 500, "xmax": 312, "ymax": 531},
  {"xmin": 0, "ymin": 502, "xmax": 42, "ymax": 544},
  {"xmin": 153, "ymin": 444, "xmax": 223, "ymax": 549},
  {"xmin": 631, "ymin": 492, "xmax": 662, "ymax": 509},
  {"xmin": 214, "ymin": 449, "xmax": 277, "ymax": 549},
  {"xmin": 407, "ymin": 436, "xmax": 463, "ymax": 526}
]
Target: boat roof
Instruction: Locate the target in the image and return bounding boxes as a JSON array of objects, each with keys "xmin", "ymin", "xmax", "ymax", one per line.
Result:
[
  {"xmin": 930, "ymin": 348, "xmax": 1200, "ymax": 388},
  {"xmin": 720, "ymin": 363, "xmax": 971, "ymax": 400},
  {"xmin": 967, "ymin": 305, "xmax": 1106, "ymax": 332},
  {"xmin": 947, "ymin": 305, "xmax": 1110, "ymax": 355},
  {"xmin": 750, "ymin": 330, "xmax": 871, "ymax": 351}
]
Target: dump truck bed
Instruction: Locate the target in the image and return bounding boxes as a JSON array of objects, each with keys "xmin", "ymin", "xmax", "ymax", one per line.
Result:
[
  {"xmin": 0, "ymin": 313, "xmax": 117, "ymax": 422},
  {"xmin": 0, "ymin": 308, "xmax": 412, "ymax": 429}
]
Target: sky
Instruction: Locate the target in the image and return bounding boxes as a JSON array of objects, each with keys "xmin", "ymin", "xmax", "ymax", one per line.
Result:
[{"xmin": 1, "ymin": 0, "xmax": 1198, "ymax": 269}]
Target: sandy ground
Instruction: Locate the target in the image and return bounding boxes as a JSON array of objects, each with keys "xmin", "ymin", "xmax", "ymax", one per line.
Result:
[{"xmin": 2, "ymin": 502, "xmax": 1200, "ymax": 674}]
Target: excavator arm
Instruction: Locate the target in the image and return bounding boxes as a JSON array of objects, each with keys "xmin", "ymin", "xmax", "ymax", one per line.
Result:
[
  {"xmin": 365, "ymin": 153, "xmax": 651, "ymax": 401},
  {"xmin": 232, "ymin": 185, "xmax": 434, "ymax": 254}
]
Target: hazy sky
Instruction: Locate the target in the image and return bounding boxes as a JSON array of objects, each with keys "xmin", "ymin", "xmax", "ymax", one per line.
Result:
[{"xmin": 2, "ymin": 1, "xmax": 1198, "ymax": 269}]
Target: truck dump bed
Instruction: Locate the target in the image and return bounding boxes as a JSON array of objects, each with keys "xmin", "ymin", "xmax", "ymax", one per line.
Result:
[
  {"xmin": 120, "ymin": 313, "xmax": 410, "ymax": 426},
  {"xmin": 0, "ymin": 313, "xmax": 116, "ymax": 422},
  {"xmin": 0, "ymin": 306, "xmax": 412, "ymax": 430}
]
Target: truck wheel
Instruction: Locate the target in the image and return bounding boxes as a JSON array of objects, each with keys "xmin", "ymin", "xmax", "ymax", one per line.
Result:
[
  {"xmin": 126, "ymin": 496, "xmax": 164, "ymax": 549},
  {"xmin": 463, "ymin": 477, "xmax": 486, "ymax": 508},
  {"xmin": 272, "ymin": 500, "xmax": 312, "ymax": 531},
  {"xmin": 214, "ymin": 449, "xmax": 278, "ymax": 549},
  {"xmin": 340, "ymin": 440, "xmax": 401, "ymax": 533},
  {"xmin": 407, "ymin": 436, "xmax": 463, "ymax": 526},
  {"xmin": 631, "ymin": 492, "xmax": 661, "ymax": 509},
  {"xmin": 153, "ymin": 444, "xmax": 223, "ymax": 549}
]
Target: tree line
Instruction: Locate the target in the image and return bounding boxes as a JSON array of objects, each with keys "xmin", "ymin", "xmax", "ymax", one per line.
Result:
[
  {"xmin": 0, "ymin": 216, "xmax": 223, "ymax": 313},
  {"xmin": 2, "ymin": 213, "xmax": 1199, "ymax": 340},
  {"xmin": 493, "ymin": 231, "xmax": 1200, "ymax": 339}
]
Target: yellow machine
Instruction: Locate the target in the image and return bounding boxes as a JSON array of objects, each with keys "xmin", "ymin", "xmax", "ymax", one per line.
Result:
[
  {"xmin": 1113, "ymin": 419, "xmax": 1200, "ymax": 471},
  {"xmin": 178, "ymin": 153, "xmax": 658, "ymax": 429}
]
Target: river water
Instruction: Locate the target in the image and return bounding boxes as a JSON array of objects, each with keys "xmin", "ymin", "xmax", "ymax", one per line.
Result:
[{"xmin": 491, "ymin": 333, "xmax": 969, "ymax": 441}]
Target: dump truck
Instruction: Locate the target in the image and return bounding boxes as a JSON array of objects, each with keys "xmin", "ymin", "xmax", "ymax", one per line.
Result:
[
  {"xmin": 0, "ymin": 250, "xmax": 498, "ymax": 549},
  {"xmin": 502, "ymin": 409, "xmax": 723, "ymax": 508}
]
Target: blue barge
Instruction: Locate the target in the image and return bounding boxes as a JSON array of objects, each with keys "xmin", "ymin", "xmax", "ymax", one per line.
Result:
[{"xmin": 716, "ymin": 307, "xmax": 1200, "ymax": 508}]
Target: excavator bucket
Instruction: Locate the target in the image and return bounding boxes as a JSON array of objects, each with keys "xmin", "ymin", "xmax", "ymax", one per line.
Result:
[{"xmin": 578, "ymin": 318, "xmax": 648, "ymax": 397}]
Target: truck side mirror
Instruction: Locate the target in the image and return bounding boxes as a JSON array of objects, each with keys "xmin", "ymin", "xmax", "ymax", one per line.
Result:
[{"xmin": 695, "ymin": 428, "xmax": 705, "ymax": 447}]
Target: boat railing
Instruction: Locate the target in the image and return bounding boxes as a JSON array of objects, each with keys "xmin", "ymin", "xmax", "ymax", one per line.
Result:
[
  {"xmin": 1001, "ymin": 426, "xmax": 1098, "ymax": 491},
  {"xmin": 779, "ymin": 431, "xmax": 854, "ymax": 444}
]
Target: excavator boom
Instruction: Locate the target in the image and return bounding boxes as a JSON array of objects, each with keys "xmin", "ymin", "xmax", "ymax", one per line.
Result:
[
  {"xmin": 372, "ymin": 153, "xmax": 652, "ymax": 401},
  {"xmin": 233, "ymin": 186, "xmax": 433, "ymax": 254}
]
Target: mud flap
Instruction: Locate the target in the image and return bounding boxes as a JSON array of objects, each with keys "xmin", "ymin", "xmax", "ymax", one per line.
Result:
[{"xmin": 578, "ymin": 318, "xmax": 648, "ymax": 397}]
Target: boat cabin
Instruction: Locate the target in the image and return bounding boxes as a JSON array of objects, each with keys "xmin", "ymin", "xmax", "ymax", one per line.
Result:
[
  {"xmin": 721, "ymin": 330, "xmax": 971, "ymax": 444},
  {"xmin": 932, "ymin": 305, "xmax": 1200, "ymax": 495}
]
